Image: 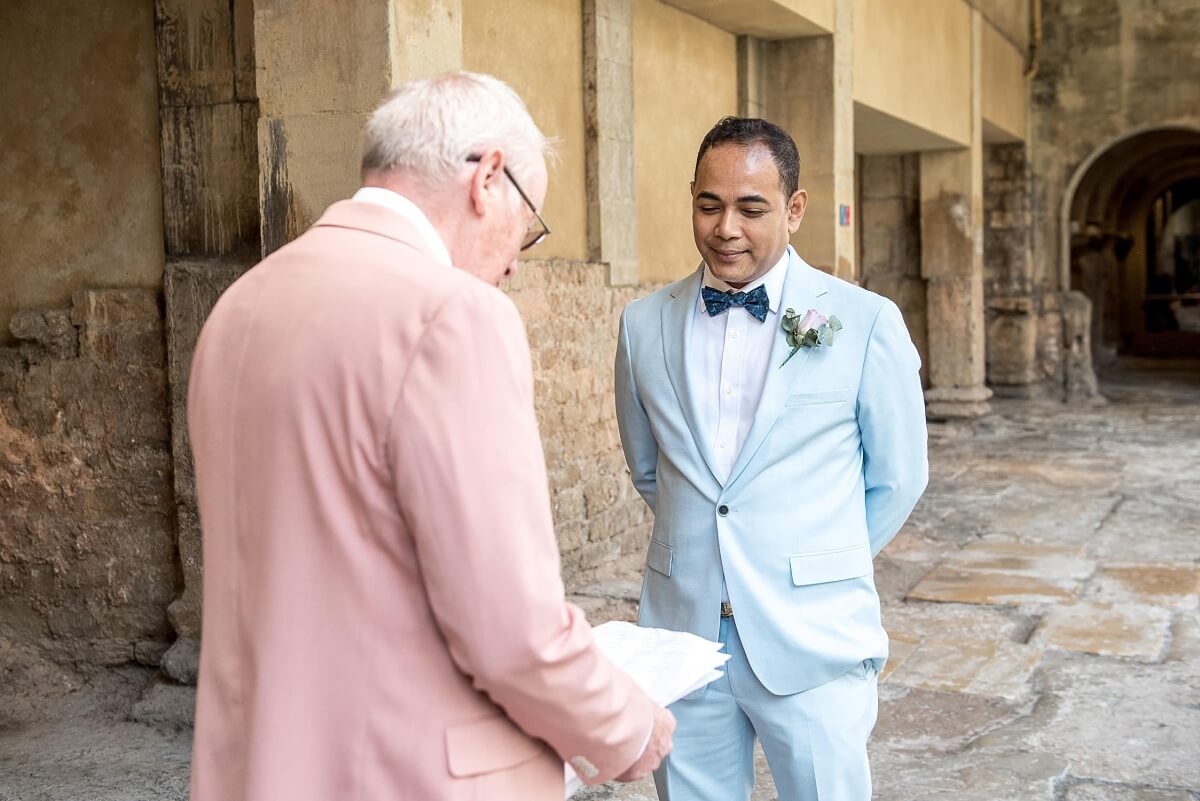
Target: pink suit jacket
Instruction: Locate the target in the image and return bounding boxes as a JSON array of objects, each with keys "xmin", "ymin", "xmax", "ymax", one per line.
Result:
[{"xmin": 188, "ymin": 200, "xmax": 654, "ymax": 801}]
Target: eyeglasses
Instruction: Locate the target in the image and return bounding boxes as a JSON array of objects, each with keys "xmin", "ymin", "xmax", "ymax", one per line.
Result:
[{"xmin": 466, "ymin": 154, "xmax": 551, "ymax": 251}]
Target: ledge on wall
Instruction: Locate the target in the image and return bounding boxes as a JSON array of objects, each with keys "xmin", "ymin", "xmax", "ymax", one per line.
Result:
[{"xmin": 659, "ymin": 0, "xmax": 832, "ymax": 39}]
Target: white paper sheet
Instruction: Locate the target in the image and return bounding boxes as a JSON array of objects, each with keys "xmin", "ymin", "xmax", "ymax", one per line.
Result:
[{"xmin": 564, "ymin": 622, "xmax": 729, "ymax": 798}]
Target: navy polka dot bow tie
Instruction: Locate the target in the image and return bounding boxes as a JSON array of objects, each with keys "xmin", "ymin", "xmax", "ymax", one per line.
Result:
[{"xmin": 701, "ymin": 285, "xmax": 770, "ymax": 322}]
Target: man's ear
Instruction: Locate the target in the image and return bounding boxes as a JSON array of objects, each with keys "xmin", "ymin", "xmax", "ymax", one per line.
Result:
[
  {"xmin": 689, "ymin": 180, "xmax": 696, "ymax": 198},
  {"xmin": 468, "ymin": 149, "xmax": 505, "ymax": 216},
  {"xmin": 787, "ymin": 189, "xmax": 808, "ymax": 232}
]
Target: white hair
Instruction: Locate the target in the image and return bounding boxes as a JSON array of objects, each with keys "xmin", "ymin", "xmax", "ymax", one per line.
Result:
[{"xmin": 362, "ymin": 71, "xmax": 551, "ymax": 193}]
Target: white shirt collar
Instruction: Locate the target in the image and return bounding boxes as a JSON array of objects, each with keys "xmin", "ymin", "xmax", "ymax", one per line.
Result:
[
  {"xmin": 700, "ymin": 247, "xmax": 790, "ymax": 315},
  {"xmin": 351, "ymin": 187, "xmax": 452, "ymax": 267}
]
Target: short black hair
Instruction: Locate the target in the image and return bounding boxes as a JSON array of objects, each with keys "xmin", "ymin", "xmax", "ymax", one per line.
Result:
[{"xmin": 694, "ymin": 117, "xmax": 800, "ymax": 198}]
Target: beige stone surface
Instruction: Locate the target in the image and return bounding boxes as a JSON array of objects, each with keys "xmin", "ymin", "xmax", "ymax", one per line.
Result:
[
  {"xmin": 763, "ymin": 14, "xmax": 855, "ymax": 280},
  {"xmin": 980, "ymin": 17, "xmax": 1027, "ymax": 143},
  {"xmin": 660, "ymin": 0, "xmax": 833, "ymax": 38},
  {"xmin": 1084, "ymin": 564, "xmax": 1200, "ymax": 611},
  {"xmin": 254, "ymin": 0, "xmax": 392, "ymax": 117},
  {"xmin": 464, "ymin": 0, "xmax": 588, "ymax": 262},
  {"xmin": 633, "ymin": 0, "xmax": 737, "ymax": 283},
  {"xmin": 853, "ymin": 0, "xmax": 972, "ymax": 147},
  {"xmin": 906, "ymin": 566, "xmax": 1078, "ymax": 606},
  {"xmin": 1032, "ymin": 601, "xmax": 1173, "ymax": 661},
  {"xmin": 941, "ymin": 540, "xmax": 1094, "ymax": 580},
  {"xmin": 886, "ymin": 637, "xmax": 1044, "ymax": 700},
  {"xmin": 0, "ymin": 0, "xmax": 165, "ymax": 345}
]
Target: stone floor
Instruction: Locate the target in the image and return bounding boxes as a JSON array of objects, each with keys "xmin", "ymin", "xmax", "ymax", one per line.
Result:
[{"xmin": 2, "ymin": 358, "xmax": 1198, "ymax": 801}]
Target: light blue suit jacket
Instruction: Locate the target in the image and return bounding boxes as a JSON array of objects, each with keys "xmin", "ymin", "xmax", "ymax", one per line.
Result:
[{"xmin": 615, "ymin": 248, "xmax": 928, "ymax": 695}]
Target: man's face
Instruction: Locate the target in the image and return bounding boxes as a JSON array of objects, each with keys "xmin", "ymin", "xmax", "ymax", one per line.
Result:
[
  {"xmin": 461, "ymin": 157, "xmax": 548, "ymax": 287},
  {"xmin": 691, "ymin": 143, "xmax": 807, "ymax": 287}
]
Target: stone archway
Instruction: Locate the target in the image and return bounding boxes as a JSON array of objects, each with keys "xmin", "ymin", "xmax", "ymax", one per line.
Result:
[{"xmin": 1061, "ymin": 126, "xmax": 1200, "ymax": 358}]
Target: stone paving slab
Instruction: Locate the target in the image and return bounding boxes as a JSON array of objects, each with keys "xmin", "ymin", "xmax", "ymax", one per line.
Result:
[
  {"xmin": 873, "ymin": 684, "xmax": 1033, "ymax": 753},
  {"xmin": 1032, "ymin": 600, "xmax": 1174, "ymax": 660},
  {"xmin": 884, "ymin": 637, "xmax": 1045, "ymax": 701},
  {"xmin": 941, "ymin": 540, "xmax": 1095, "ymax": 580},
  {"xmin": 883, "ymin": 601, "xmax": 1035, "ymax": 645},
  {"xmin": 1083, "ymin": 563, "xmax": 1200, "ymax": 611},
  {"xmin": 906, "ymin": 565, "xmax": 1080, "ymax": 606},
  {"xmin": 1063, "ymin": 782, "xmax": 1198, "ymax": 801},
  {"xmin": 973, "ymin": 654, "xmax": 1200, "ymax": 792},
  {"xmin": 1088, "ymin": 497, "xmax": 1200, "ymax": 563}
]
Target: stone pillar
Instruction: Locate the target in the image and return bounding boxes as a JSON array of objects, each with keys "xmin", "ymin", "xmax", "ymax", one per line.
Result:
[
  {"xmin": 984, "ymin": 142, "xmax": 1040, "ymax": 396},
  {"xmin": 737, "ymin": 36, "xmax": 766, "ymax": 119},
  {"xmin": 255, "ymin": 0, "xmax": 462, "ymax": 255},
  {"xmin": 583, "ymin": 0, "xmax": 638, "ymax": 285},
  {"xmin": 920, "ymin": 9, "xmax": 991, "ymax": 420},
  {"xmin": 859, "ymin": 154, "xmax": 927, "ymax": 386},
  {"xmin": 154, "ymin": 0, "xmax": 261, "ymax": 681},
  {"xmin": 762, "ymin": 0, "xmax": 855, "ymax": 280},
  {"xmin": 155, "ymin": 0, "xmax": 260, "ymax": 257}
]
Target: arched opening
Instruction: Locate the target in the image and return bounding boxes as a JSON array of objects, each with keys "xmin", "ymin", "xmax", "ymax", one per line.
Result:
[{"xmin": 1064, "ymin": 127, "xmax": 1200, "ymax": 359}]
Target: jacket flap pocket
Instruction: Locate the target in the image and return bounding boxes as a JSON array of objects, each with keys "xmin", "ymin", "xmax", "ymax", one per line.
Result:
[
  {"xmin": 646, "ymin": 539, "xmax": 674, "ymax": 577},
  {"xmin": 789, "ymin": 544, "xmax": 871, "ymax": 586},
  {"xmin": 785, "ymin": 388, "xmax": 850, "ymax": 406},
  {"xmin": 445, "ymin": 715, "xmax": 544, "ymax": 778}
]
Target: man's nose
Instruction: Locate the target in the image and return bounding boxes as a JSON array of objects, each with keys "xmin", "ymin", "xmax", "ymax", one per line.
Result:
[{"xmin": 715, "ymin": 209, "xmax": 740, "ymax": 239}]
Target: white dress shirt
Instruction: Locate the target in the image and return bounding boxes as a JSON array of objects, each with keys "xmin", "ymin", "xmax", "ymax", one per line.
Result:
[
  {"xmin": 688, "ymin": 250, "xmax": 789, "ymax": 481},
  {"xmin": 688, "ymin": 250, "xmax": 789, "ymax": 603},
  {"xmin": 352, "ymin": 187, "xmax": 452, "ymax": 267}
]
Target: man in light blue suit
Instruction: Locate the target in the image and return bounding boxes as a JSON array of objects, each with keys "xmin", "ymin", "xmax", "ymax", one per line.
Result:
[{"xmin": 614, "ymin": 117, "xmax": 928, "ymax": 801}]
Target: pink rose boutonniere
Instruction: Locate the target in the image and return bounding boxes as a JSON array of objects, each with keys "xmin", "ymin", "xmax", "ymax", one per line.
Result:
[{"xmin": 780, "ymin": 307, "xmax": 842, "ymax": 368}]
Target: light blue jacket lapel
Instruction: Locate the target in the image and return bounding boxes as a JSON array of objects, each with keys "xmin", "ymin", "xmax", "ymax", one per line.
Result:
[
  {"xmin": 661, "ymin": 265, "xmax": 723, "ymax": 485},
  {"xmin": 725, "ymin": 249, "xmax": 821, "ymax": 489}
]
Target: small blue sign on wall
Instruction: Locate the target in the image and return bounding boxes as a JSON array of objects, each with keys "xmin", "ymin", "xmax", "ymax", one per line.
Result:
[{"xmin": 838, "ymin": 204, "xmax": 851, "ymax": 226}]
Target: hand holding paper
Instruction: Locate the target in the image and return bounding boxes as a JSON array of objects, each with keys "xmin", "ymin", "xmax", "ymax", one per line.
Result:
[{"xmin": 565, "ymin": 621, "xmax": 729, "ymax": 797}]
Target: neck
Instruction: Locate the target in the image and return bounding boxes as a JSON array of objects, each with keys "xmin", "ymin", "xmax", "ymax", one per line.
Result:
[{"xmin": 362, "ymin": 170, "xmax": 467, "ymax": 260}]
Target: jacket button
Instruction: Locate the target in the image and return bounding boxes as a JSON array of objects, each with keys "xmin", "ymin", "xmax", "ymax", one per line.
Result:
[{"xmin": 718, "ymin": 504, "xmax": 729, "ymax": 516}]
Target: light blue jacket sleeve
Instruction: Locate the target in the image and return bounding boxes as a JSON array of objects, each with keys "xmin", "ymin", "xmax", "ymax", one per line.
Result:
[
  {"xmin": 857, "ymin": 300, "xmax": 928, "ymax": 556},
  {"xmin": 614, "ymin": 307, "xmax": 658, "ymax": 514}
]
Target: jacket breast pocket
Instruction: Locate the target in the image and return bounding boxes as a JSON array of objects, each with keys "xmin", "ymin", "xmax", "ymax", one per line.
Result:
[
  {"xmin": 784, "ymin": 388, "xmax": 850, "ymax": 407},
  {"xmin": 445, "ymin": 714, "xmax": 545, "ymax": 778},
  {"xmin": 789, "ymin": 544, "xmax": 872, "ymax": 586}
]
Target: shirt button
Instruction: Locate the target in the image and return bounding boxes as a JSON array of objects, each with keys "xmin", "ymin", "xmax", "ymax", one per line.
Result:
[
  {"xmin": 730, "ymin": 330, "xmax": 739, "ymax": 339},
  {"xmin": 718, "ymin": 505, "xmax": 730, "ymax": 516},
  {"xmin": 718, "ymin": 440, "xmax": 727, "ymax": 449},
  {"xmin": 724, "ymin": 385, "xmax": 733, "ymax": 395}
]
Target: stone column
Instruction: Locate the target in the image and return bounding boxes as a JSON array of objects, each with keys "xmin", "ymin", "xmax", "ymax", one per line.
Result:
[
  {"xmin": 762, "ymin": 0, "xmax": 855, "ymax": 281},
  {"xmin": 154, "ymin": 0, "xmax": 261, "ymax": 682},
  {"xmin": 920, "ymin": 9, "xmax": 991, "ymax": 420},
  {"xmin": 255, "ymin": 0, "xmax": 462, "ymax": 255},
  {"xmin": 737, "ymin": 36, "xmax": 766, "ymax": 119},
  {"xmin": 583, "ymin": 0, "xmax": 638, "ymax": 285},
  {"xmin": 984, "ymin": 142, "xmax": 1040, "ymax": 396}
]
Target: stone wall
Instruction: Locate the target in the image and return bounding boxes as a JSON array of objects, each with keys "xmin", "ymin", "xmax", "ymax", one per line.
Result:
[
  {"xmin": 859, "ymin": 154, "xmax": 928, "ymax": 386},
  {"xmin": 1031, "ymin": 0, "xmax": 1200, "ymax": 294},
  {"xmin": 0, "ymin": 291, "xmax": 177, "ymax": 667},
  {"xmin": 0, "ymin": 0, "xmax": 165, "ymax": 345},
  {"xmin": 505, "ymin": 261, "xmax": 658, "ymax": 586},
  {"xmin": 984, "ymin": 143, "xmax": 1045, "ymax": 395}
]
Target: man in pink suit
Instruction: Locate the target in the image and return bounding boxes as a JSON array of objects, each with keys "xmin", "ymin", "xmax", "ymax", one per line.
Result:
[{"xmin": 187, "ymin": 72, "xmax": 674, "ymax": 801}]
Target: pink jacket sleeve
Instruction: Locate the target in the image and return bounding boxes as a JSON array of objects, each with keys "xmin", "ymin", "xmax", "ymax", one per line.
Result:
[{"xmin": 387, "ymin": 281, "xmax": 655, "ymax": 784}]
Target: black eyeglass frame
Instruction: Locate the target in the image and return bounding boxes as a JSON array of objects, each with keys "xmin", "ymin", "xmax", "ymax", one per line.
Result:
[{"xmin": 466, "ymin": 154, "xmax": 551, "ymax": 251}]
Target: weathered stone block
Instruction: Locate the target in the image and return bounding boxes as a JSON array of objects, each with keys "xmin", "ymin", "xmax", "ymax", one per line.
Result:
[
  {"xmin": 154, "ymin": 0, "xmax": 236, "ymax": 107},
  {"xmin": 164, "ymin": 259, "xmax": 249, "ymax": 645},
  {"xmin": 71, "ymin": 289, "xmax": 159, "ymax": 328},
  {"xmin": 986, "ymin": 307, "xmax": 1038, "ymax": 386},
  {"xmin": 160, "ymin": 102, "xmax": 260, "ymax": 256}
]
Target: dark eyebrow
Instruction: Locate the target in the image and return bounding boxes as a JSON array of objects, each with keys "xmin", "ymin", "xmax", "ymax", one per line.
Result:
[{"xmin": 695, "ymin": 191, "xmax": 772, "ymax": 205}]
